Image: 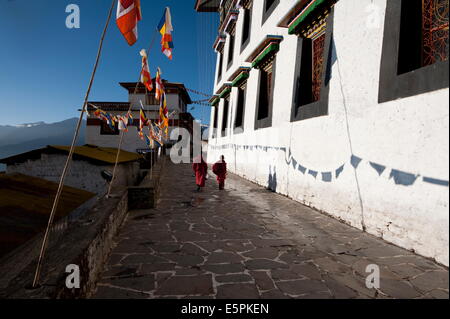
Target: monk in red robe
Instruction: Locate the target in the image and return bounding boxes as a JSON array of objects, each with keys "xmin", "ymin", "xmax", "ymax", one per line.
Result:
[
  {"xmin": 192, "ymin": 155, "xmax": 208, "ymax": 192},
  {"xmin": 212, "ymin": 155, "xmax": 227, "ymax": 190}
]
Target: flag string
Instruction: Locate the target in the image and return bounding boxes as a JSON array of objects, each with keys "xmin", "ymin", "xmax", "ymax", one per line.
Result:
[
  {"xmin": 185, "ymin": 87, "xmax": 213, "ymax": 98},
  {"xmin": 32, "ymin": 0, "xmax": 117, "ymax": 288},
  {"xmin": 107, "ymin": 27, "xmax": 160, "ymax": 197}
]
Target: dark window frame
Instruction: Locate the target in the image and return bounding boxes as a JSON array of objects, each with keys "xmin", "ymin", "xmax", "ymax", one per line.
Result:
[
  {"xmin": 234, "ymin": 82, "xmax": 247, "ymax": 134},
  {"xmin": 227, "ymin": 32, "xmax": 236, "ymax": 70},
  {"xmin": 255, "ymin": 56, "xmax": 276, "ymax": 130},
  {"xmin": 290, "ymin": 9, "xmax": 335, "ymax": 122},
  {"xmin": 378, "ymin": 0, "xmax": 449, "ymax": 103},
  {"xmin": 212, "ymin": 105, "xmax": 219, "ymax": 138},
  {"xmin": 262, "ymin": 0, "xmax": 280, "ymax": 25},
  {"xmin": 241, "ymin": 3, "xmax": 253, "ymax": 53},
  {"xmin": 146, "ymin": 93, "xmax": 158, "ymax": 105},
  {"xmin": 100, "ymin": 121, "xmax": 120, "ymax": 135},
  {"xmin": 221, "ymin": 97, "xmax": 230, "ymax": 137},
  {"xmin": 217, "ymin": 51, "xmax": 224, "ymax": 83}
]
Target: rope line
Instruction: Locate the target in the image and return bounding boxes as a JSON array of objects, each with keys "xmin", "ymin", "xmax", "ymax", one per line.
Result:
[
  {"xmin": 32, "ymin": 0, "xmax": 116, "ymax": 288},
  {"xmin": 186, "ymin": 87, "xmax": 213, "ymax": 98}
]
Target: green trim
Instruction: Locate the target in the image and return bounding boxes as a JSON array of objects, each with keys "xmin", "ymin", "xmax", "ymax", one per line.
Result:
[
  {"xmin": 219, "ymin": 87, "xmax": 232, "ymax": 99},
  {"xmin": 251, "ymin": 44, "xmax": 279, "ymax": 68},
  {"xmin": 231, "ymin": 72, "xmax": 249, "ymax": 87},
  {"xmin": 210, "ymin": 97, "xmax": 219, "ymax": 106},
  {"xmin": 288, "ymin": 0, "xmax": 326, "ymax": 35}
]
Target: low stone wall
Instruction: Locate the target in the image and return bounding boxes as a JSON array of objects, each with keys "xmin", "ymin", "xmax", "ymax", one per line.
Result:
[
  {"xmin": 128, "ymin": 156, "xmax": 165, "ymax": 210},
  {"xmin": 0, "ymin": 190, "xmax": 129, "ymax": 299},
  {"xmin": 0, "ymin": 157, "xmax": 167, "ymax": 299}
]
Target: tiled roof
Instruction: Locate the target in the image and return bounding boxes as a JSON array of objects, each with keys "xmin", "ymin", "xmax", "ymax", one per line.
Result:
[
  {"xmin": 87, "ymin": 102, "xmax": 130, "ymax": 110},
  {"xmin": 49, "ymin": 145, "xmax": 141, "ymax": 164},
  {"xmin": 0, "ymin": 173, "xmax": 94, "ymax": 258},
  {"xmin": 0, "ymin": 145, "xmax": 141, "ymax": 165},
  {"xmin": 119, "ymin": 82, "xmax": 192, "ymax": 104}
]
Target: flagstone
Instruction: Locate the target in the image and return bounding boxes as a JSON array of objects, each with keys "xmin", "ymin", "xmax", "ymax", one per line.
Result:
[
  {"xmin": 215, "ymin": 274, "xmax": 253, "ymax": 283},
  {"xmin": 216, "ymin": 283, "xmax": 260, "ymax": 299},
  {"xmin": 155, "ymin": 275, "xmax": 214, "ymax": 296},
  {"xmin": 92, "ymin": 162, "xmax": 448, "ymax": 299},
  {"xmin": 101, "ymin": 274, "xmax": 155, "ymax": 292}
]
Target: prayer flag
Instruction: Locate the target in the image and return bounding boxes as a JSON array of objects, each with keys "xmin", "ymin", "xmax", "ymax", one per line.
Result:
[
  {"xmin": 149, "ymin": 121, "xmax": 164, "ymax": 148},
  {"xmin": 140, "ymin": 49, "xmax": 153, "ymax": 91},
  {"xmin": 158, "ymin": 7, "xmax": 174, "ymax": 60},
  {"xmin": 139, "ymin": 105, "xmax": 148, "ymax": 140},
  {"xmin": 155, "ymin": 67, "xmax": 164, "ymax": 101},
  {"xmin": 159, "ymin": 92, "xmax": 169, "ymax": 136},
  {"xmin": 116, "ymin": 0, "xmax": 142, "ymax": 46}
]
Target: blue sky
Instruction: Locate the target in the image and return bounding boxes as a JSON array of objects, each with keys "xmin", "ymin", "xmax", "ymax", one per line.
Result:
[{"xmin": 0, "ymin": 0, "xmax": 217, "ymax": 126}]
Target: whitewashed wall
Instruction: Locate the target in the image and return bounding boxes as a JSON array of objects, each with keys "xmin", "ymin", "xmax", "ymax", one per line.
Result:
[
  {"xmin": 208, "ymin": 0, "xmax": 449, "ymax": 265},
  {"xmin": 6, "ymin": 154, "xmax": 140, "ymax": 194},
  {"xmin": 86, "ymin": 92, "xmax": 184, "ymax": 152}
]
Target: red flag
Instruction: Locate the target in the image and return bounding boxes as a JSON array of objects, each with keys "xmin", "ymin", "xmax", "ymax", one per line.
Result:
[
  {"xmin": 155, "ymin": 67, "xmax": 164, "ymax": 101},
  {"xmin": 116, "ymin": 0, "xmax": 142, "ymax": 46},
  {"xmin": 140, "ymin": 49, "xmax": 153, "ymax": 91}
]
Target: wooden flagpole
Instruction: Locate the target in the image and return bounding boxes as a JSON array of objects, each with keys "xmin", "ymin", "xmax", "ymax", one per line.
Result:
[
  {"xmin": 106, "ymin": 28, "xmax": 159, "ymax": 198},
  {"xmin": 32, "ymin": 0, "xmax": 116, "ymax": 288}
]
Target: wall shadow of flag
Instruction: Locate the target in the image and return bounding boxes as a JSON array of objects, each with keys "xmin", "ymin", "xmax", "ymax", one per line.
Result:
[
  {"xmin": 389, "ymin": 169, "xmax": 419, "ymax": 186},
  {"xmin": 308, "ymin": 170, "xmax": 318, "ymax": 179}
]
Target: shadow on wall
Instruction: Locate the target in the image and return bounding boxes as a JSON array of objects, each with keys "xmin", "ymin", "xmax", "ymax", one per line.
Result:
[{"xmin": 267, "ymin": 166, "xmax": 277, "ymax": 192}]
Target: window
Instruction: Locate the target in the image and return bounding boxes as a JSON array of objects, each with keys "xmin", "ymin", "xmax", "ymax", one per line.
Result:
[
  {"xmin": 234, "ymin": 82, "xmax": 247, "ymax": 132},
  {"xmin": 241, "ymin": 3, "xmax": 253, "ymax": 52},
  {"xmin": 265, "ymin": 0, "xmax": 275, "ymax": 11},
  {"xmin": 146, "ymin": 94, "xmax": 158, "ymax": 105},
  {"xmin": 227, "ymin": 32, "xmax": 235, "ymax": 68},
  {"xmin": 398, "ymin": 0, "xmax": 449, "ymax": 74},
  {"xmin": 262, "ymin": 0, "xmax": 279, "ymax": 24},
  {"xmin": 295, "ymin": 33, "xmax": 326, "ymax": 107},
  {"xmin": 258, "ymin": 69, "xmax": 272, "ymax": 120},
  {"xmin": 290, "ymin": 8, "xmax": 334, "ymax": 122},
  {"xmin": 222, "ymin": 98, "xmax": 230, "ymax": 136},
  {"xmin": 100, "ymin": 121, "xmax": 119, "ymax": 135},
  {"xmin": 217, "ymin": 52, "xmax": 224, "ymax": 82},
  {"xmin": 212, "ymin": 106, "xmax": 218, "ymax": 137},
  {"xmin": 379, "ymin": 0, "xmax": 449, "ymax": 103},
  {"xmin": 255, "ymin": 59, "xmax": 275, "ymax": 129}
]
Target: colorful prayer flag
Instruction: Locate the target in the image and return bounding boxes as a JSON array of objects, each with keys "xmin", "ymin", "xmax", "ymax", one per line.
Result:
[
  {"xmin": 158, "ymin": 92, "xmax": 169, "ymax": 136},
  {"xmin": 149, "ymin": 121, "xmax": 164, "ymax": 148},
  {"xmin": 144, "ymin": 130, "xmax": 154, "ymax": 148},
  {"xmin": 139, "ymin": 104, "xmax": 148, "ymax": 140},
  {"xmin": 94, "ymin": 109, "xmax": 116, "ymax": 130},
  {"xmin": 140, "ymin": 49, "xmax": 153, "ymax": 91},
  {"xmin": 118, "ymin": 115, "xmax": 129, "ymax": 132},
  {"xmin": 127, "ymin": 112, "xmax": 133, "ymax": 125},
  {"xmin": 155, "ymin": 67, "xmax": 164, "ymax": 101},
  {"xmin": 116, "ymin": 0, "xmax": 142, "ymax": 46},
  {"xmin": 158, "ymin": 7, "xmax": 174, "ymax": 60}
]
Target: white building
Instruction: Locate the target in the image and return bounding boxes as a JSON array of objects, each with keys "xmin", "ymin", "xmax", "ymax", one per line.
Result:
[
  {"xmin": 0, "ymin": 145, "xmax": 141, "ymax": 194},
  {"xmin": 196, "ymin": 0, "xmax": 449, "ymax": 265},
  {"xmin": 86, "ymin": 81, "xmax": 194, "ymax": 153}
]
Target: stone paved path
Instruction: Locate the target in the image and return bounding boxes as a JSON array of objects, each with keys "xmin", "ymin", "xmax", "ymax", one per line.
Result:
[{"xmin": 93, "ymin": 161, "xmax": 449, "ymax": 299}]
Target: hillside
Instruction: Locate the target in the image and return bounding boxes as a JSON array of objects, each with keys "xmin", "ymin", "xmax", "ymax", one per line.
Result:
[{"xmin": 0, "ymin": 118, "xmax": 85, "ymax": 171}]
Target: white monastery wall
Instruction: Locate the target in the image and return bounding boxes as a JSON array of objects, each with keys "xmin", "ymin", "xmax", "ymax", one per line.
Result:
[{"xmin": 207, "ymin": 0, "xmax": 449, "ymax": 265}]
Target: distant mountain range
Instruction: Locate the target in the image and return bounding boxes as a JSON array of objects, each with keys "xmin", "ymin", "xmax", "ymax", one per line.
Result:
[{"xmin": 0, "ymin": 118, "xmax": 85, "ymax": 171}]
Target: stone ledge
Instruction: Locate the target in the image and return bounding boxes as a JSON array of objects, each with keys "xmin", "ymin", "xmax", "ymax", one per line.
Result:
[
  {"xmin": 0, "ymin": 190, "xmax": 130, "ymax": 299},
  {"xmin": 128, "ymin": 156, "xmax": 166, "ymax": 210}
]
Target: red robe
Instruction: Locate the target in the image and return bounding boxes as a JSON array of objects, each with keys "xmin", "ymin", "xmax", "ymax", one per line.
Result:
[
  {"xmin": 193, "ymin": 159, "xmax": 208, "ymax": 187},
  {"xmin": 212, "ymin": 161, "xmax": 227, "ymax": 183}
]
